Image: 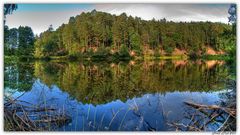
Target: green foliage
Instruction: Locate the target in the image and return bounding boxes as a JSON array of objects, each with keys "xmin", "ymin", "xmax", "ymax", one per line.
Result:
[
  {"xmin": 163, "ymin": 36, "xmax": 174, "ymax": 54},
  {"xmin": 18, "ymin": 26, "xmax": 35, "ymax": 55},
  {"xmin": 129, "ymin": 31, "xmax": 142, "ymax": 52},
  {"xmin": 118, "ymin": 45, "xmax": 130, "ymax": 58},
  {"xmin": 4, "ymin": 61, "xmax": 35, "ymax": 92},
  {"xmin": 4, "ymin": 26, "xmax": 18, "ymax": 55},
  {"xmin": 154, "ymin": 49, "xmax": 161, "ymax": 57},
  {"xmin": 92, "ymin": 46, "xmax": 110, "ymax": 58},
  {"xmin": 4, "ymin": 26, "xmax": 35, "ymax": 56},
  {"xmin": 202, "ymin": 55, "xmax": 231, "ymax": 60},
  {"xmin": 189, "ymin": 51, "xmax": 199, "ymax": 60},
  {"xmin": 218, "ymin": 27, "xmax": 236, "ymax": 57},
  {"xmin": 68, "ymin": 54, "xmax": 79, "ymax": 61},
  {"xmin": 85, "ymin": 48, "xmax": 94, "ymax": 57},
  {"xmin": 3, "ymin": 10, "xmax": 234, "ymax": 60},
  {"xmin": 30, "ymin": 60, "xmax": 230, "ymax": 104}
]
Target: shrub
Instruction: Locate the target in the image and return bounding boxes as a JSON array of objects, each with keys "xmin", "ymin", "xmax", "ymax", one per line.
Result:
[
  {"xmin": 92, "ymin": 46, "xmax": 110, "ymax": 58},
  {"xmin": 85, "ymin": 48, "xmax": 94, "ymax": 57},
  {"xmin": 189, "ymin": 51, "xmax": 198, "ymax": 60},
  {"xmin": 68, "ymin": 54, "xmax": 78, "ymax": 60},
  {"xmin": 164, "ymin": 46, "xmax": 174, "ymax": 55},
  {"xmin": 154, "ymin": 50, "xmax": 161, "ymax": 57},
  {"xmin": 118, "ymin": 45, "xmax": 130, "ymax": 58}
]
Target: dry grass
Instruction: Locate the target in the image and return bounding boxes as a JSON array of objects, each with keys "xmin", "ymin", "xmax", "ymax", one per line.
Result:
[
  {"xmin": 4, "ymin": 95, "xmax": 71, "ymax": 131},
  {"xmin": 168, "ymin": 100, "xmax": 236, "ymax": 131}
]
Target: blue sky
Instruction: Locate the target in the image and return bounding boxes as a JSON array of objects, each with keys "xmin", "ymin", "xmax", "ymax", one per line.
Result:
[
  {"xmin": 16, "ymin": 4, "xmax": 93, "ymax": 12},
  {"xmin": 5, "ymin": 4, "xmax": 231, "ymax": 35}
]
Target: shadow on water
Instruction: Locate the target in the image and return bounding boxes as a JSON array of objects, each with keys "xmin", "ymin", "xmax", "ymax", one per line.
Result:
[{"xmin": 4, "ymin": 59, "xmax": 235, "ymax": 131}]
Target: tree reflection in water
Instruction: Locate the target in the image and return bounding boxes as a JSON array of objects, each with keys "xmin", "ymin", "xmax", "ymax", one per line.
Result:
[
  {"xmin": 32, "ymin": 60, "xmax": 229, "ymax": 104},
  {"xmin": 4, "ymin": 60, "xmax": 235, "ymax": 131}
]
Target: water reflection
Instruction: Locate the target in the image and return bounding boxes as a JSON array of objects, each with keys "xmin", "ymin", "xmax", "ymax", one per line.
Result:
[
  {"xmin": 4, "ymin": 62, "xmax": 35, "ymax": 96},
  {"xmin": 33, "ymin": 60, "xmax": 228, "ymax": 104},
  {"xmin": 4, "ymin": 60, "xmax": 231, "ymax": 131},
  {"xmin": 8, "ymin": 79, "xmax": 222, "ymax": 131}
]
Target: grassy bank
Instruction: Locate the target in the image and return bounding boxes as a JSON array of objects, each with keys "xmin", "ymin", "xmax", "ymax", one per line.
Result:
[
  {"xmin": 4, "ymin": 54, "xmax": 233, "ymax": 62},
  {"xmin": 143, "ymin": 55, "xmax": 188, "ymax": 60},
  {"xmin": 201, "ymin": 55, "xmax": 233, "ymax": 60}
]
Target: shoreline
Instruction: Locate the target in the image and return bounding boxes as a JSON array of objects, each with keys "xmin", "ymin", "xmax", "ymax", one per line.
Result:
[{"xmin": 4, "ymin": 54, "xmax": 232, "ymax": 62}]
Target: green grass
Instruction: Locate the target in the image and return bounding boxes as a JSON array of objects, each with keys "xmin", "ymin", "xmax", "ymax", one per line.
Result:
[
  {"xmin": 4, "ymin": 55, "xmax": 35, "ymax": 63},
  {"xmin": 144, "ymin": 55, "xmax": 188, "ymax": 60},
  {"xmin": 201, "ymin": 55, "xmax": 232, "ymax": 60},
  {"xmin": 50, "ymin": 56, "xmax": 69, "ymax": 60},
  {"xmin": 4, "ymin": 56, "xmax": 18, "ymax": 64},
  {"xmin": 4, "ymin": 53, "xmax": 234, "ymax": 62}
]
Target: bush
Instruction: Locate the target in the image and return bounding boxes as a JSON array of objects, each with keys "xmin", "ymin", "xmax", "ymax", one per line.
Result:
[
  {"xmin": 189, "ymin": 51, "xmax": 198, "ymax": 60},
  {"xmin": 118, "ymin": 45, "xmax": 130, "ymax": 58},
  {"xmin": 164, "ymin": 46, "xmax": 174, "ymax": 55},
  {"xmin": 92, "ymin": 46, "xmax": 110, "ymax": 58},
  {"xmin": 56, "ymin": 50, "xmax": 68, "ymax": 56},
  {"xmin": 132, "ymin": 49, "xmax": 143, "ymax": 56},
  {"xmin": 68, "ymin": 54, "xmax": 78, "ymax": 60},
  {"xmin": 154, "ymin": 50, "xmax": 161, "ymax": 57},
  {"xmin": 85, "ymin": 48, "xmax": 94, "ymax": 57}
]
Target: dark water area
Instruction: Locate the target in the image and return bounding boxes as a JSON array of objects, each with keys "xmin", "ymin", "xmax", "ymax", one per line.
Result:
[{"xmin": 4, "ymin": 60, "xmax": 234, "ymax": 131}]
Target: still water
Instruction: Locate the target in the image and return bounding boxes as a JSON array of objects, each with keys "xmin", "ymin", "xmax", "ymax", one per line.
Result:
[{"xmin": 4, "ymin": 60, "xmax": 233, "ymax": 131}]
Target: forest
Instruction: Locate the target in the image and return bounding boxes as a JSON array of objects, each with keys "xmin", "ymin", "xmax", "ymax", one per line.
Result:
[{"xmin": 4, "ymin": 10, "xmax": 236, "ymax": 60}]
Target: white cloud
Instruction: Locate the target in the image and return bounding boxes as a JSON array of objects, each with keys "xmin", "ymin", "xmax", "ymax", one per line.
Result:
[{"xmin": 95, "ymin": 4, "xmax": 229, "ymax": 22}]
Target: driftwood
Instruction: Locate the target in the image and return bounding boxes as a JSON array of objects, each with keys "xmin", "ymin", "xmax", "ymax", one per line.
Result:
[
  {"xmin": 4, "ymin": 109, "xmax": 37, "ymax": 131},
  {"xmin": 184, "ymin": 101, "xmax": 236, "ymax": 117},
  {"xmin": 168, "ymin": 100, "xmax": 236, "ymax": 131},
  {"xmin": 4, "ymin": 98, "xmax": 71, "ymax": 131}
]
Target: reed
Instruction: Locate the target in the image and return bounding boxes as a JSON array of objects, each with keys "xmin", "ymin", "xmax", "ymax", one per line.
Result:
[{"xmin": 4, "ymin": 95, "xmax": 71, "ymax": 131}]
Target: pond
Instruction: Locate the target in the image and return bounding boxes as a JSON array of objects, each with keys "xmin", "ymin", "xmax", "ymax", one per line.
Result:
[{"xmin": 4, "ymin": 60, "xmax": 235, "ymax": 131}]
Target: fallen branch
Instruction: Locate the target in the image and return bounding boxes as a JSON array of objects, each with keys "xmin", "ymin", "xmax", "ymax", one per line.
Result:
[
  {"xmin": 184, "ymin": 101, "xmax": 236, "ymax": 117},
  {"xmin": 4, "ymin": 99, "xmax": 71, "ymax": 131}
]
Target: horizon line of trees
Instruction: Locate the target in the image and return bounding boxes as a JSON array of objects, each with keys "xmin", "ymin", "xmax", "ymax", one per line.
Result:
[
  {"xmin": 34, "ymin": 10, "xmax": 234, "ymax": 58},
  {"xmin": 4, "ymin": 9, "xmax": 236, "ymax": 58}
]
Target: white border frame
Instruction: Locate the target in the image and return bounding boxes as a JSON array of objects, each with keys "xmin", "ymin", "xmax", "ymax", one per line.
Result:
[{"xmin": 0, "ymin": 1, "xmax": 239, "ymax": 135}]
